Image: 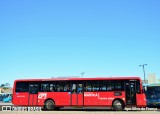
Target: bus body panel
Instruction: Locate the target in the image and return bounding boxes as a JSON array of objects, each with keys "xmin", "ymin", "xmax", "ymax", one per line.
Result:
[
  {"xmin": 13, "ymin": 91, "xmax": 146, "ymax": 107},
  {"xmin": 29, "ymin": 94, "xmax": 38, "ymax": 106},
  {"xmin": 84, "ymin": 92, "xmax": 125, "ymax": 106},
  {"xmin": 53, "ymin": 92, "xmax": 70, "ymax": 106},
  {"xmin": 12, "ymin": 77, "xmax": 147, "ymax": 109},
  {"xmin": 136, "ymin": 94, "xmax": 146, "ymax": 107},
  {"xmin": 77, "ymin": 94, "xmax": 83, "ymax": 106},
  {"xmin": 38, "ymin": 91, "xmax": 126, "ymax": 106},
  {"xmin": 12, "ymin": 92, "xmax": 29, "ymax": 106},
  {"xmin": 38, "ymin": 92, "xmax": 71, "ymax": 106}
]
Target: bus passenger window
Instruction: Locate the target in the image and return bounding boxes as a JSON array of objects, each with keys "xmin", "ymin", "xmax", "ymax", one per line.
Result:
[
  {"xmin": 92, "ymin": 81, "xmax": 99, "ymax": 91},
  {"xmin": 29, "ymin": 84, "xmax": 39, "ymax": 94},
  {"xmin": 107, "ymin": 85, "xmax": 112, "ymax": 91},
  {"xmin": 41, "ymin": 84, "xmax": 50, "ymax": 92},
  {"xmin": 50, "ymin": 86, "xmax": 54, "ymax": 91},
  {"xmin": 86, "ymin": 86, "xmax": 91, "ymax": 91},
  {"xmin": 99, "ymin": 81, "xmax": 108, "ymax": 91},
  {"xmin": 50, "ymin": 84, "xmax": 56, "ymax": 92},
  {"xmin": 78, "ymin": 84, "xmax": 82, "ymax": 93},
  {"xmin": 16, "ymin": 82, "xmax": 29, "ymax": 92},
  {"xmin": 64, "ymin": 84, "xmax": 70, "ymax": 92},
  {"xmin": 72, "ymin": 84, "xmax": 76, "ymax": 93},
  {"xmin": 136, "ymin": 81, "xmax": 140, "ymax": 94},
  {"xmin": 114, "ymin": 82, "xmax": 122, "ymax": 91},
  {"xmin": 56, "ymin": 86, "xmax": 60, "ymax": 92},
  {"xmin": 86, "ymin": 82, "xmax": 92, "ymax": 91},
  {"xmin": 60, "ymin": 86, "xmax": 63, "ymax": 92}
]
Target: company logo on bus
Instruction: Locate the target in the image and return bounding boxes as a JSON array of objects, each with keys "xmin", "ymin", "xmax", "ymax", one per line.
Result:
[{"xmin": 38, "ymin": 93, "xmax": 47, "ymax": 99}]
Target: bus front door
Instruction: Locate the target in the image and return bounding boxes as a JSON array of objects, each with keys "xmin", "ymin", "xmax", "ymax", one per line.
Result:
[
  {"xmin": 71, "ymin": 82, "xmax": 84, "ymax": 106},
  {"xmin": 125, "ymin": 81, "xmax": 136, "ymax": 106},
  {"xmin": 28, "ymin": 83, "xmax": 39, "ymax": 106}
]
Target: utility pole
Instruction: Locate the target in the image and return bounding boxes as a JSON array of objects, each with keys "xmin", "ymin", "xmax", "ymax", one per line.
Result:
[{"xmin": 139, "ymin": 64, "xmax": 147, "ymax": 84}]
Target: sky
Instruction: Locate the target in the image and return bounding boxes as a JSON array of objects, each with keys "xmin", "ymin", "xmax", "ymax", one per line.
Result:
[{"xmin": 0, "ymin": 0, "xmax": 160, "ymax": 86}]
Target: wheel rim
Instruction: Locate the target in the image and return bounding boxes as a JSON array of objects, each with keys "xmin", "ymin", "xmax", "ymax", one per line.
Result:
[
  {"xmin": 46, "ymin": 102, "xmax": 53, "ymax": 109},
  {"xmin": 116, "ymin": 102, "xmax": 122, "ymax": 109},
  {"xmin": 114, "ymin": 101, "xmax": 122, "ymax": 110}
]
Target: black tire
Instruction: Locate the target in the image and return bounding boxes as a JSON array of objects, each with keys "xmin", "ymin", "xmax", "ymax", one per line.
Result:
[
  {"xmin": 44, "ymin": 100, "xmax": 55, "ymax": 111},
  {"xmin": 112, "ymin": 100, "xmax": 123, "ymax": 111},
  {"xmin": 54, "ymin": 107, "xmax": 60, "ymax": 110}
]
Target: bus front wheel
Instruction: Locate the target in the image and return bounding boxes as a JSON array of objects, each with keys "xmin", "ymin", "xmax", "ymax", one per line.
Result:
[
  {"xmin": 112, "ymin": 100, "xmax": 123, "ymax": 111},
  {"xmin": 44, "ymin": 100, "xmax": 55, "ymax": 111}
]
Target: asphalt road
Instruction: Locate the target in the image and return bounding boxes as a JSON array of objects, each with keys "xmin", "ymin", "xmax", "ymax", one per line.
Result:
[
  {"xmin": 0, "ymin": 102, "xmax": 160, "ymax": 113},
  {"xmin": 0, "ymin": 111, "xmax": 160, "ymax": 114}
]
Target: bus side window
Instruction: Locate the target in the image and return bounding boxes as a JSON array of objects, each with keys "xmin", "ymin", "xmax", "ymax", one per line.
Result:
[
  {"xmin": 41, "ymin": 83, "xmax": 49, "ymax": 92},
  {"xmin": 92, "ymin": 81, "xmax": 99, "ymax": 91},
  {"xmin": 86, "ymin": 81, "xmax": 92, "ymax": 92},
  {"xmin": 136, "ymin": 81, "xmax": 141, "ymax": 94},
  {"xmin": 50, "ymin": 84, "xmax": 56, "ymax": 92},
  {"xmin": 57, "ymin": 86, "xmax": 61, "ymax": 92},
  {"xmin": 64, "ymin": 84, "xmax": 70, "ymax": 92},
  {"xmin": 72, "ymin": 84, "xmax": 76, "ymax": 93},
  {"xmin": 100, "ymin": 81, "xmax": 109, "ymax": 91},
  {"xmin": 78, "ymin": 84, "xmax": 82, "ymax": 93},
  {"xmin": 16, "ymin": 82, "xmax": 29, "ymax": 92},
  {"xmin": 114, "ymin": 82, "xmax": 123, "ymax": 91},
  {"xmin": 107, "ymin": 85, "xmax": 112, "ymax": 91}
]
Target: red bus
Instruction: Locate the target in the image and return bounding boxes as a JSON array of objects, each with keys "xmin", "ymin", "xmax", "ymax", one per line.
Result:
[{"xmin": 12, "ymin": 77, "xmax": 146, "ymax": 111}]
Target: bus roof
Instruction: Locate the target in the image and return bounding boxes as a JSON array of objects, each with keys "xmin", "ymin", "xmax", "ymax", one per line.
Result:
[{"xmin": 14, "ymin": 76, "xmax": 141, "ymax": 82}]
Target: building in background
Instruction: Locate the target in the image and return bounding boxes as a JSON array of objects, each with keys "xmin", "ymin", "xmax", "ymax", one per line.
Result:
[
  {"xmin": 148, "ymin": 73, "xmax": 157, "ymax": 84},
  {"xmin": 157, "ymin": 79, "xmax": 160, "ymax": 83}
]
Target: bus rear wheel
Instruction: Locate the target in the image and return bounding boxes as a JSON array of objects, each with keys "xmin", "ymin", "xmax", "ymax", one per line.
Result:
[
  {"xmin": 44, "ymin": 100, "xmax": 55, "ymax": 111},
  {"xmin": 112, "ymin": 100, "xmax": 123, "ymax": 111}
]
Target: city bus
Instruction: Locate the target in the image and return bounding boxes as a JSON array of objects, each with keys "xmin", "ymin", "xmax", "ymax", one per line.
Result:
[
  {"xmin": 143, "ymin": 83, "xmax": 160, "ymax": 107},
  {"xmin": 12, "ymin": 77, "xmax": 146, "ymax": 111}
]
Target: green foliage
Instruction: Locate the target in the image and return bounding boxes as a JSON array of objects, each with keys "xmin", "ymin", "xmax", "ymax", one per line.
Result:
[
  {"xmin": 0, "ymin": 83, "xmax": 11, "ymax": 89},
  {"xmin": 0, "ymin": 84, "xmax": 5, "ymax": 88}
]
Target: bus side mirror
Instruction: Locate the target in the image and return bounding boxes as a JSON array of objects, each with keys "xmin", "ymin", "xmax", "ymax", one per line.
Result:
[
  {"xmin": 142, "ymin": 88, "xmax": 145, "ymax": 94},
  {"xmin": 142, "ymin": 86, "xmax": 147, "ymax": 94}
]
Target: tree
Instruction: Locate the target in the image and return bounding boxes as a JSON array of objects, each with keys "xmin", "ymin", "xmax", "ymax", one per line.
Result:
[
  {"xmin": 0, "ymin": 83, "xmax": 11, "ymax": 89},
  {"xmin": 5, "ymin": 83, "xmax": 11, "ymax": 88},
  {"xmin": 0, "ymin": 84, "xmax": 5, "ymax": 88}
]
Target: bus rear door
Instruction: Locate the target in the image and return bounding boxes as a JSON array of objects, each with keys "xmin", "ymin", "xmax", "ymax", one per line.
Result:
[
  {"xmin": 71, "ymin": 82, "xmax": 84, "ymax": 106},
  {"xmin": 125, "ymin": 81, "xmax": 137, "ymax": 106},
  {"xmin": 29, "ymin": 83, "xmax": 39, "ymax": 106}
]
